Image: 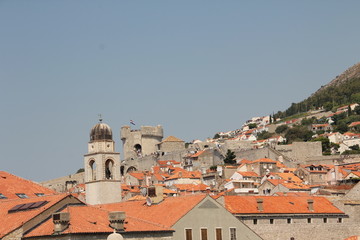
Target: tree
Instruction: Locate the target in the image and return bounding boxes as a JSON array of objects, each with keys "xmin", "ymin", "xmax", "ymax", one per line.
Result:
[
  {"xmin": 324, "ymin": 102, "xmax": 333, "ymax": 111},
  {"xmin": 76, "ymin": 168, "xmax": 85, "ymax": 173},
  {"xmin": 257, "ymin": 131, "xmax": 273, "ymax": 140},
  {"xmin": 213, "ymin": 133, "xmax": 220, "ymax": 139},
  {"xmin": 224, "ymin": 149, "xmax": 236, "ymax": 165},
  {"xmin": 248, "ymin": 123, "xmax": 257, "ymax": 129},
  {"xmin": 348, "ymin": 105, "xmax": 352, "ymax": 116},
  {"xmin": 311, "ymin": 136, "xmax": 331, "ymax": 154},
  {"xmin": 335, "ymin": 122, "xmax": 349, "ymax": 133},
  {"xmin": 354, "ymin": 105, "xmax": 360, "ymax": 115},
  {"xmin": 285, "ymin": 125, "xmax": 313, "ymax": 143},
  {"xmin": 275, "ymin": 125, "xmax": 289, "ymax": 134}
]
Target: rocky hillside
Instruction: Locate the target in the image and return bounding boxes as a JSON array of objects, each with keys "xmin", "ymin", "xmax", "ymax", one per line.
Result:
[
  {"xmin": 274, "ymin": 62, "xmax": 360, "ymax": 119},
  {"xmin": 313, "ymin": 62, "xmax": 360, "ymax": 96}
]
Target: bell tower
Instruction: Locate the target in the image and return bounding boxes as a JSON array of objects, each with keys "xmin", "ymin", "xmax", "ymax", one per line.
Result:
[{"xmin": 84, "ymin": 118, "xmax": 121, "ymax": 205}]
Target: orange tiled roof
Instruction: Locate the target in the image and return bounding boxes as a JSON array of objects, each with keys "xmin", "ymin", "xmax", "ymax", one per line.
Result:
[
  {"xmin": 174, "ymin": 184, "xmax": 209, "ymax": 192},
  {"xmin": 224, "ymin": 196, "xmax": 344, "ymax": 214},
  {"xmin": 276, "ymin": 162, "xmax": 287, "ymax": 168},
  {"xmin": 163, "ymin": 189, "xmax": 177, "ymax": 194},
  {"xmin": 99, "ymin": 194, "xmax": 207, "ymax": 229},
  {"xmin": 252, "ymin": 158, "xmax": 278, "ymax": 164},
  {"xmin": 161, "ymin": 136, "xmax": 184, "ymax": 142},
  {"xmin": 129, "ymin": 172, "xmax": 145, "ymax": 180},
  {"xmin": 157, "ymin": 160, "xmax": 181, "ymax": 166},
  {"xmin": 274, "ymin": 173, "xmax": 302, "ymax": 183},
  {"xmin": 280, "ymin": 182, "xmax": 310, "ymax": 190},
  {"xmin": 25, "ymin": 204, "xmax": 171, "ymax": 238},
  {"xmin": 190, "ymin": 150, "xmax": 205, "ymax": 158},
  {"xmin": 266, "ymin": 179, "xmax": 286, "ymax": 186},
  {"xmin": 0, "ymin": 193, "xmax": 78, "ymax": 238},
  {"xmin": 166, "ymin": 170, "xmax": 201, "ymax": 180},
  {"xmin": 343, "ymin": 236, "xmax": 359, "ymax": 240},
  {"xmin": 349, "ymin": 121, "xmax": 360, "ymax": 127},
  {"xmin": 0, "ymin": 171, "xmax": 57, "ymax": 200}
]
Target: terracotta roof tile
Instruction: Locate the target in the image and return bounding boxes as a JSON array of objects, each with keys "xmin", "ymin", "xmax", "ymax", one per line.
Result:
[
  {"xmin": 252, "ymin": 158, "xmax": 278, "ymax": 164},
  {"xmin": 0, "ymin": 193, "xmax": 76, "ymax": 238},
  {"xmin": 161, "ymin": 136, "xmax": 184, "ymax": 142},
  {"xmin": 190, "ymin": 150, "xmax": 205, "ymax": 158},
  {"xmin": 224, "ymin": 196, "xmax": 344, "ymax": 214},
  {"xmin": 0, "ymin": 171, "xmax": 56, "ymax": 200},
  {"xmin": 99, "ymin": 194, "xmax": 207, "ymax": 229},
  {"xmin": 25, "ymin": 204, "xmax": 171, "ymax": 237},
  {"xmin": 174, "ymin": 184, "xmax": 209, "ymax": 191}
]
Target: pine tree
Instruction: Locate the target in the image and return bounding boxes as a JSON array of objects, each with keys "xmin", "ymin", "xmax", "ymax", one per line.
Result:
[{"xmin": 224, "ymin": 149, "xmax": 236, "ymax": 165}]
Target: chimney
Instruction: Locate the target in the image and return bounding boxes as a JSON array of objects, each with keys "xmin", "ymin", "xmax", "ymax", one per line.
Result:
[
  {"xmin": 109, "ymin": 211, "xmax": 126, "ymax": 231},
  {"xmin": 53, "ymin": 212, "xmax": 70, "ymax": 233},
  {"xmin": 148, "ymin": 185, "xmax": 164, "ymax": 204},
  {"xmin": 307, "ymin": 199, "xmax": 314, "ymax": 211},
  {"xmin": 256, "ymin": 198, "xmax": 264, "ymax": 212}
]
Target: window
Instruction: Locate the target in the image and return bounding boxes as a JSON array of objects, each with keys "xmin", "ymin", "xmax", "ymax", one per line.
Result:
[
  {"xmin": 0, "ymin": 193, "xmax": 7, "ymax": 199},
  {"xmin": 201, "ymin": 228, "xmax": 208, "ymax": 240},
  {"xmin": 323, "ymin": 218, "xmax": 327, "ymax": 223},
  {"xmin": 35, "ymin": 193, "xmax": 44, "ymax": 197},
  {"xmin": 16, "ymin": 193, "xmax": 28, "ymax": 199},
  {"xmin": 216, "ymin": 228, "xmax": 222, "ymax": 240},
  {"xmin": 230, "ymin": 228, "xmax": 237, "ymax": 240},
  {"xmin": 270, "ymin": 219, "xmax": 274, "ymax": 224},
  {"xmin": 185, "ymin": 229, "xmax": 192, "ymax": 240},
  {"xmin": 287, "ymin": 218, "xmax": 292, "ymax": 224},
  {"xmin": 253, "ymin": 219, "xmax": 258, "ymax": 225},
  {"xmin": 338, "ymin": 218, "xmax": 343, "ymax": 223},
  {"xmin": 307, "ymin": 218, "xmax": 312, "ymax": 223}
]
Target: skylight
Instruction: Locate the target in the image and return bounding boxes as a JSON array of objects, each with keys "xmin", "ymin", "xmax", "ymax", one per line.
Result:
[
  {"xmin": 8, "ymin": 201, "xmax": 48, "ymax": 213},
  {"xmin": 16, "ymin": 193, "xmax": 28, "ymax": 199}
]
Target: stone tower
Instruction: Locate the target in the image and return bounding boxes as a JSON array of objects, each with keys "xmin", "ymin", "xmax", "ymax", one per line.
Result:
[
  {"xmin": 84, "ymin": 119, "xmax": 121, "ymax": 205},
  {"xmin": 120, "ymin": 125, "xmax": 163, "ymax": 160}
]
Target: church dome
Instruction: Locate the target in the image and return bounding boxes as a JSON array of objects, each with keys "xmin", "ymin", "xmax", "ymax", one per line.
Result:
[
  {"xmin": 107, "ymin": 231, "xmax": 123, "ymax": 240},
  {"xmin": 90, "ymin": 120, "xmax": 113, "ymax": 141}
]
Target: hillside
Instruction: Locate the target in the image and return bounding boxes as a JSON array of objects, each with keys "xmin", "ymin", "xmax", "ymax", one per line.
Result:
[{"xmin": 274, "ymin": 62, "xmax": 360, "ymax": 119}]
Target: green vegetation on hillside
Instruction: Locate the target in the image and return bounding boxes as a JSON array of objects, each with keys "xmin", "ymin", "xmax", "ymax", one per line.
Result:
[{"xmin": 274, "ymin": 77, "xmax": 360, "ymax": 119}]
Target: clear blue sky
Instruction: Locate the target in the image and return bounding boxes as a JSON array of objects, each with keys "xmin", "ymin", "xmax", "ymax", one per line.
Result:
[{"xmin": 1, "ymin": 1, "xmax": 360, "ymax": 182}]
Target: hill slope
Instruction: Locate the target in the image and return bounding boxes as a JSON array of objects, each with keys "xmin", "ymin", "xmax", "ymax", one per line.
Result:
[{"xmin": 274, "ymin": 62, "xmax": 360, "ymax": 119}]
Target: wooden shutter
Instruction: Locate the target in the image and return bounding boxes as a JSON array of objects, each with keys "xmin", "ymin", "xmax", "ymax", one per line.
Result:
[
  {"xmin": 185, "ymin": 229, "xmax": 192, "ymax": 240},
  {"xmin": 201, "ymin": 228, "xmax": 208, "ymax": 240},
  {"xmin": 216, "ymin": 228, "xmax": 222, "ymax": 240}
]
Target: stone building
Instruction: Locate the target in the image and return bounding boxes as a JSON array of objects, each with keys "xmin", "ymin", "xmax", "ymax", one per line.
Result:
[
  {"xmin": 121, "ymin": 125, "xmax": 163, "ymax": 160},
  {"xmin": 84, "ymin": 119, "xmax": 121, "ymax": 205},
  {"xmin": 218, "ymin": 195, "xmax": 348, "ymax": 240},
  {"xmin": 157, "ymin": 136, "xmax": 185, "ymax": 154}
]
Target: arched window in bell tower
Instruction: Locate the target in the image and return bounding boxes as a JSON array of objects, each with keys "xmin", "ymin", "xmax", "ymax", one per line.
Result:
[
  {"xmin": 89, "ymin": 160, "xmax": 96, "ymax": 181},
  {"xmin": 105, "ymin": 159, "xmax": 114, "ymax": 179}
]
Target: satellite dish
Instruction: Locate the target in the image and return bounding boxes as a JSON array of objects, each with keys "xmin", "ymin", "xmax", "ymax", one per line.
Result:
[
  {"xmin": 146, "ymin": 197, "xmax": 152, "ymax": 206},
  {"xmin": 141, "ymin": 188, "xmax": 147, "ymax": 197}
]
